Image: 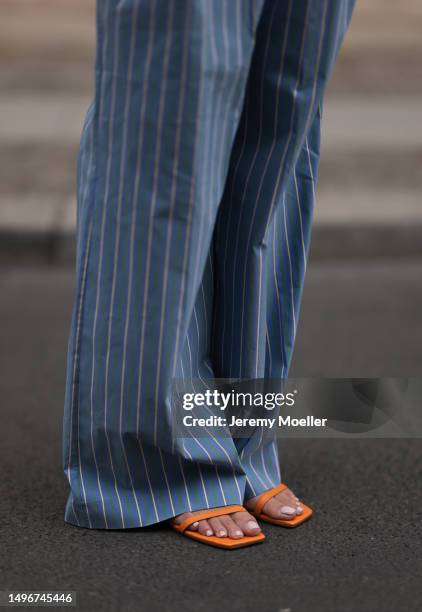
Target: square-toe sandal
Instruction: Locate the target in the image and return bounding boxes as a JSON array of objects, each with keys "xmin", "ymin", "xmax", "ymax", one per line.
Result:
[
  {"xmin": 170, "ymin": 505, "xmax": 266, "ymax": 549},
  {"xmin": 250, "ymin": 483, "xmax": 313, "ymax": 527}
]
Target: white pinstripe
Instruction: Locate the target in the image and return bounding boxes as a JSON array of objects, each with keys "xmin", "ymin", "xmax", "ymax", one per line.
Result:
[
  {"xmin": 293, "ymin": 168, "xmax": 308, "ymax": 268},
  {"xmin": 88, "ymin": 0, "xmax": 115, "ymax": 529},
  {"xmin": 272, "ymin": 440, "xmax": 281, "ymax": 482},
  {"xmin": 305, "ymin": 138, "xmax": 317, "ymax": 203},
  {"xmin": 260, "ymin": 436, "xmax": 276, "ymax": 488},
  {"xmin": 153, "ymin": 0, "xmax": 193, "ymax": 446},
  {"xmin": 185, "ymin": 334, "xmax": 243, "ymax": 503},
  {"xmin": 255, "ymin": 249, "xmax": 264, "ymax": 377},
  {"xmin": 103, "ymin": 0, "xmax": 144, "ymax": 527},
  {"xmin": 68, "ymin": 219, "xmax": 93, "ymax": 527},
  {"xmin": 137, "ymin": 0, "xmax": 175, "ymax": 437},
  {"xmin": 100, "ymin": 5, "xmax": 126, "ymax": 528},
  {"xmin": 237, "ymin": 0, "xmax": 297, "ymax": 375},
  {"xmin": 243, "ymin": 423, "xmax": 274, "ymax": 493},
  {"xmin": 190, "ymin": 3, "xmax": 215, "ymax": 343},
  {"xmin": 228, "ymin": 0, "xmax": 289, "ymax": 375},
  {"xmin": 219, "ymin": 91, "xmax": 251, "ymax": 373},
  {"xmin": 189, "ymin": 0, "xmax": 244, "ymax": 352},
  {"xmin": 170, "ymin": 1, "xmax": 215, "ymax": 381},
  {"xmin": 265, "ymin": 324, "xmax": 272, "ymax": 375},
  {"xmin": 120, "ymin": 1, "xmax": 158, "ymax": 526},
  {"xmin": 178, "ymin": 455, "xmax": 193, "ymax": 512},
  {"xmin": 158, "ymin": 447, "xmax": 176, "ymax": 516},
  {"xmin": 181, "ymin": 343, "xmax": 228, "ymax": 506},
  {"xmin": 182, "ymin": 437, "xmax": 210, "ymax": 509},
  {"xmin": 282, "ymin": 193, "xmax": 297, "ymax": 335},
  {"xmin": 240, "ymin": 446, "xmax": 258, "ymax": 497},
  {"xmin": 272, "ymin": 215, "xmax": 286, "ymax": 378},
  {"xmin": 266, "ymin": 1, "xmax": 329, "ymax": 349},
  {"xmin": 67, "ymin": 114, "xmax": 95, "ymax": 526},
  {"xmin": 137, "ymin": 441, "xmax": 159, "ymax": 524}
]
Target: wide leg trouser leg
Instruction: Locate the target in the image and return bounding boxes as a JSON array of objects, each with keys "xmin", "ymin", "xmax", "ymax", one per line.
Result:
[
  {"xmin": 63, "ymin": 0, "xmax": 265, "ymax": 529},
  {"xmin": 211, "ymin": 0, "xmax": 355, "ymax": 498}
]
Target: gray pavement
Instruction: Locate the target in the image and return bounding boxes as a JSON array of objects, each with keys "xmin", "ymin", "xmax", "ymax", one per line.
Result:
[{"xmin": 1, "ymin": 260, "xmax": 421, "ymax": 611}]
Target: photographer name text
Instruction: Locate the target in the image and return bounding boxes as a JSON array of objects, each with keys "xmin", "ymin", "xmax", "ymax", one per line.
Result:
[{"xmin": 182, "ymin": 415, "xmax": 327, "ymax": 428}]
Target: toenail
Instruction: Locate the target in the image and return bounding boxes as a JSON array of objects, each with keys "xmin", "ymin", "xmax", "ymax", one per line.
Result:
[
  {"xmin": 206, "ymin": 529, "xmax": 213, "ymax": 536},
  {"xmin": 218, "ymin": 530, "xmax": 227, "ymax": 537},
  {"xmin": 234, "ymin": 530, "xmax": 243, "ymax": 537},
  {"xmin": 192, "ymin": 521, "xmax": 199, "ymax": 527},
  {"xmin": 247, "ymin": 520, "xmax": 259, "ymax": 530},
  {"xmin": 281, "ymin": 505, "xmax": 296, "ymax": 515}
]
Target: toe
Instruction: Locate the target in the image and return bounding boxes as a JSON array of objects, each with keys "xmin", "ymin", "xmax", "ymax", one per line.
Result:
[
  {"xmin": 232, "ymin": 511, "xmax": 261, "ymax": 536},
  {"xmin": 279, "ymin": 505, "xmax": 298, "ymax": 518},
  {"xmin": 275, "ymin": 489, "xmax": 303, "ymax": 517},
  {"xmin": 263, "ymin": 497, "xmax": 297, "ymax": 519},
  {"xmin": 208, "ymin": 517, "xmax": 228, "ymax": 538},
  {"xmin": 284, "ymin": 490, "xmax": 303, "ymax": 514},
  {"xmin": 197, "ymin": 519, "xmax": 213, "ymax": 537},
  {"xmin": 220, "ymin": 515, "xmax": 244, "ymax": 539},
  {"xmin": 295, "ymin": 502, "xmax": 304, "ymax": 514},
  {"xmin": 174, "ymin": 512, "xmax": 199, "ymax": 531},
  {"xmin": 245, "ymin": 488, "xmax": 304, "ymax": 520}
]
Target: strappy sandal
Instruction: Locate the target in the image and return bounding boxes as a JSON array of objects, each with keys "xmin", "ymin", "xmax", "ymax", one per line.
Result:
[
  {"xmin": 250, "ymin": 483, "xmax": 312, "ymax": 527},
  {"xmin": 170, "ymin": 505, "xmax": 266, "ymax": 549}
]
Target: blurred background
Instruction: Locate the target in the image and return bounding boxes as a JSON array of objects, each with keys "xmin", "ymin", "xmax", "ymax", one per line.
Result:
[
  {"xmin": 0, "ymin": 3, "xmax": 421, "ymax": 610},
  {"xmin": 0, "ymin": 0, "xmax": 421, "ymax": 376},
  {"xmin": 1, "ymin": 0, "xmax": 422, "ymax": 261}
]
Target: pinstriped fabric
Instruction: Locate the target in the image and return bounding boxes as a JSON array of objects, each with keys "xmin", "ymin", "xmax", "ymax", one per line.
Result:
[{"xmin": 63, "ymin": 0, "xmax": 355, "ymax": 529}]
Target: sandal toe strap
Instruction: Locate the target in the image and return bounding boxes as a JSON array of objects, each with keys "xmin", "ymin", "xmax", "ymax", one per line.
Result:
[
  {"xmin": 254, "ymin": 483, "xmax": 288, "ymax": 516},
  {"xmin": 175, "ymin": 505, "xmax": 246, "ymax": 533}
]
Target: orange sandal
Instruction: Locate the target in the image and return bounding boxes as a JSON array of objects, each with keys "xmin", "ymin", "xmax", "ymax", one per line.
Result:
[
  {"xmin": 250, "ymin": 483, "xmax": 313, "ymax": 527},
  {"xmin": 170, "ymin": 505, "xmax": 266, "ymax": 549}
]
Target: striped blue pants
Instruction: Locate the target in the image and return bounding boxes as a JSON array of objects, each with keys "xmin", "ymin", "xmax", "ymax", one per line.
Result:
[{"xmin": 63, "ymin": 0, "xmax": 354, "ymax": 529}]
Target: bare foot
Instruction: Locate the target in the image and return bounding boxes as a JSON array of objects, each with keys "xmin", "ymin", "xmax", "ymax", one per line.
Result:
[
  {"xmin": 244, "ymin": 487, "xmax": 303, "ymax": 520},
  {"xmin": 173, "ymin": 507, "xmax": 262, "ymax": 539}
]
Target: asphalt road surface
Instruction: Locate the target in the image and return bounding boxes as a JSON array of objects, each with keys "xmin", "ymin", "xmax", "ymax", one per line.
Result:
[{"xmin": 1, "ymin": 260, "xmax": 421, "ymax": 612}]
